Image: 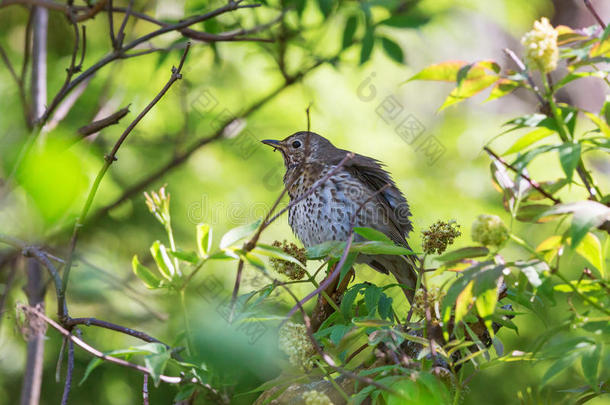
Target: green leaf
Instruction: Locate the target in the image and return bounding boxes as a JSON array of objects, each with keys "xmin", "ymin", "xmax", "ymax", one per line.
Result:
[
  {"xmin": 306, "ymin": 240, "xmax": 346, "ymax": 259},
  {"xmin": 219, "ymin": 219, "xmax": 261, "ymax": 249},
  {"xmin": 360, "ymin": 25, "xmax": 375, "ymax": 65},
  {"xmin": 364, "ymin": 284, "xmax": 382, "ymax": 315},
  {"xmin": 341, "ymin": 284, "xmax": 366, "ymax": 319},
  {"xmin": 337, "ymin": 252, "xmax": 359, "ymax": 285},
  {"xmin": 407, "ymin": 61, "xmax": 468, "ymax": 82},
  {"xmin": 145, "ymin": 349, "xmax": 171, "ymax": 387},
  {"xmin": 353, "ymin": 227, "xmax": 395, "ymax": 243},
  {"xmin": 601, "ymin": 95, "xmax": 610, "ymax": 126},
  {"xmin": 554, "ymin": 71, "xmax": 608, "ymax": 89},
  {"xmin": 378, "ymin": 294, "xmax": 393, "ymax": 319},
  {"xmin": 317, "ymin": 0, "xmax": 332, "ymax": 17},
  {"xmin": 575, "ymin": 232, "xmax": 604, "ymax": 276},
  {"xmin": 512, "ymin": 144, "xmax": 559, "ymax": 172},
  {"xmin": 516, "ymin": 204, "xmax": 554, "ymax": 223},
  {"xmin": 584, "ymin": 111, "xmax": 610, "ymax": 137},
  {"xmin": 342, "ymin": 15, "xmax": 358, "ymax": 49},
  {"xmin": 581, "ymin": 343, "xmax": 601, "ymax": 391},
  {"xmin": 558, "ymin": 142, "xmax": 582, "ymax": 181},
  {"xmin": 503, "ymin": 127, "xmax": 555, "ymax": 155},
  {"xmin": 540, "ymin": 202, "xmax": 610, "ymax": 248},
  {"xmin": 485, "ymin": 78, "xmax": 521, "ymax": 102},
  {"xmin": 440, "ymin": 74, "xmax": 498, "ymax": 110},
  {"xmin": 474, "ymin": 266, "xmax": 504, "ymax": 324},
  {"xmin": 380, "ymin": 37, "xmax": 404, "ymax": 64},
  {"xmin": 80, "ymin": 358, "xmax": 103, "ymax": 385},
  {"xmin": 132, "ymin": 255, "xmax": 162, "ymax": 289},
  {"xmin": 454, "ymin": 280, "xmax": 474, "ymax": 325},
  {"xmin": 352, "ymin": 241, "xmax": 415, "ymax": 255},
  {"xmin": 243, "ymin": 252, "xmax": 265, "ymax": 270},
  {"xmin": 541, "ymin": 354, "xmax": 578, "ymax": 386},
  {"xmin": 503, "ymin": 114, "xmax": 557, "ymax": 132},
  {"xmin": 150, "ymin": 241, "xmax": 175, "ymax": 280},
  {"xmin": 437, "ymin": 246, "xmax": 489, "ymax": 263},
  {"xmin": 196, "ymin": 223, "xmax": 212, "ymax": 257},
  {"xmin": 170, "ymin": 250, "xmax": 199, "ymax": 264},
  {"xmin": 379, "ymin": 14, "xmax": 430, "ymax": 28}
]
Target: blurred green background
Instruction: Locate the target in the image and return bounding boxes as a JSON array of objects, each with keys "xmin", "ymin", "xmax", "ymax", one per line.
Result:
[{"xmin": 0, "ymin": 0, "xmax": 608, "ymax": 403}]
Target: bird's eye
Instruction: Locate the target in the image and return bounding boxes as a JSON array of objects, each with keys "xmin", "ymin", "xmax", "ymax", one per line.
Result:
[{"xmin": 292, "ymin": 140, "xmax": 301, "ymax": 148}]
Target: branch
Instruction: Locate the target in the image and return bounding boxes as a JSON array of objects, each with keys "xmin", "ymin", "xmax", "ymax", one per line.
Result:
[
  {"xmin": 77, "ymin": 105, "xmax": 130, "ymax": 136},
  {"xmin": 65, "ymin": 317, "xmax": 168, "ymax": 347},
  {"xmin": 483, "ymin": 146, "xmax": 561, "ymax": 204},
  {"xmin": 38, "ymin": 0, "xmax": 264, "ymax": 125},
  {"xmin": 584, "ymin": 0, "xmax": 606, "ymax": 29},
  {"xmin": 17, "ymin": 304, "xmax": 191, "ymax": 384},
  {"xmin": 60, "ymin": 338, "xmax": 74, "ymax": 405},
  {"xmin": 60, "ymin": 43, "xmax": 192, "ymax": 322}
]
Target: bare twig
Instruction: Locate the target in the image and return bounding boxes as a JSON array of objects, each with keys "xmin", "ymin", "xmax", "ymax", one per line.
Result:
[
  {"xmin": 30, "ymin": 5, "xmax": 48, "ymax": 122},
  {"xmin": 483, "ymin": 146, "xmax": 561, "ymax": 204},
  {"xmin": 18, "ymin": 304, "xmax": 187, "ymax": 384},
  {"xmin": 20, "ymin": 261, "xmax": 47, "ymax": 405},
  {"xmin": 59, "ymin": 43, "xmax": 192, "ymax": 321},
  {"xmin": 66, "ymin": 317, "xmax": 168, "ymax": 346},
  {"xmin": 115, "ymin": 0, "xmax": 134, "ymax": 49},
  {"xmin": 60, "ymin": 338, "xmax": 74, "ymax": 405},
  {"xmin": 143, "ymin": 374, "xmax": 149, "ymax": 405},
  {"xmin": 77, "ymin": 105, "xmax": 130, "ymax": 136},
  {"xmin": 107, "ymin": 0, "xmax": 116, "ymax": 48},
  {"xmin": 584, "ymin": 0, "xmax": 606, "ymax": 29}
]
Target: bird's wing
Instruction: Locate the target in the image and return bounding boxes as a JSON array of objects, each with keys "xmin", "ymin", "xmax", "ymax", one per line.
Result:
[{"xmin": 342, "ymin": 153, "xmax": 413, "ymax": 246}]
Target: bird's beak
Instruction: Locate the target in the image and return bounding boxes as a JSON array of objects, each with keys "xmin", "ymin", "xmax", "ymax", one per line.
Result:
[{"xmin": 261, "ymin": 139, "xmax": 282, "ymax": 152}]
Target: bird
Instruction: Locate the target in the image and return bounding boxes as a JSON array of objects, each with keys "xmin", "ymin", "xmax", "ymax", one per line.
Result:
[{"xmin": 262, "ymin": 131, "xmax": 418, "ymax": 302}]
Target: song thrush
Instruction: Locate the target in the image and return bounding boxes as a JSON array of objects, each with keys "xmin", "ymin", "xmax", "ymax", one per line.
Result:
[{"xmin": 262, "ymin": 132, "xmax": 418, "ymax": 301}]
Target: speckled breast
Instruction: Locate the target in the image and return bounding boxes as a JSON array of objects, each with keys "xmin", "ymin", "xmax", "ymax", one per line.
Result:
[{"xmin": 287, "ymin": 165, "xmax": 377, "ymax": 248}]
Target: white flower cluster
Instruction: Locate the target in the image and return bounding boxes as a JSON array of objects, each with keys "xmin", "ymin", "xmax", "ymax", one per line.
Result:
[
  {"xmin": 278, "ymin": 322, "xmax": 315, "ymax": 371},
  {"xmin": 302, "ymin": 390, "xmax": 334, "ymax": 405},
  {"xmin": 521, "ymin": 17, "xmax": 559, "ymax": 73}
]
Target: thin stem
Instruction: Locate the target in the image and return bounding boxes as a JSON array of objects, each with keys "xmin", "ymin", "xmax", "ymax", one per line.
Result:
[
  {"xmin": 180, "ymin": 289, "xmax": 194, "ymax": 356},
  {"xmin": 584, "ymin": 0, "xmax": 606, "ymax": 29},
  {"xmin": 554, "ymin": 271, "xmax": 610, "ymax": 316}
]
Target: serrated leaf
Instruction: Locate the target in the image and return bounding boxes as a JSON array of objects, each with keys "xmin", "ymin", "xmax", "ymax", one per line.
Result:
[
  {"xmin": 150, "ymin": 241, "xmax": 175, "ymax": 280},
  {"xmin": 341, "ymin": 284, "xmax": 366, "ymax": 319},
  {"xmin": 558, "ymin": 142, "xmax": 581, "ymax": 181},
  {"xmin": 342, "ymin": 15, "xmax": 358, "ymax": 49},
  {"xmin": 132, "ymin": 255, "xmax": 162, "ymax": 289},
  {"xmin": 364, "ymin": 284, "xmax": 382, "ymax": 315},
  {"xmin": 219, "ymin": 219, "xmax": 261, "ymax": 249},
  {"xmin": 380, "ymin": 37, "xmax": 404, "ymax": 64},
  {"xmin": 196, "ymin": 223, "xmax": 212, "ymax": 257}
]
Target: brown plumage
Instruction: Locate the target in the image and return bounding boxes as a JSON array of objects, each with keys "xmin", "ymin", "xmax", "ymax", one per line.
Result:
[{"xmin": 262, "ymin": 131, "xmax": 418, "ymax": 301}]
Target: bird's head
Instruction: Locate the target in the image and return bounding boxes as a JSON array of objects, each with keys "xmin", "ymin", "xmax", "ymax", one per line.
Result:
[{"xmin": 262, "ymin": 131, "xmax": 335, "ymax": 169}]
